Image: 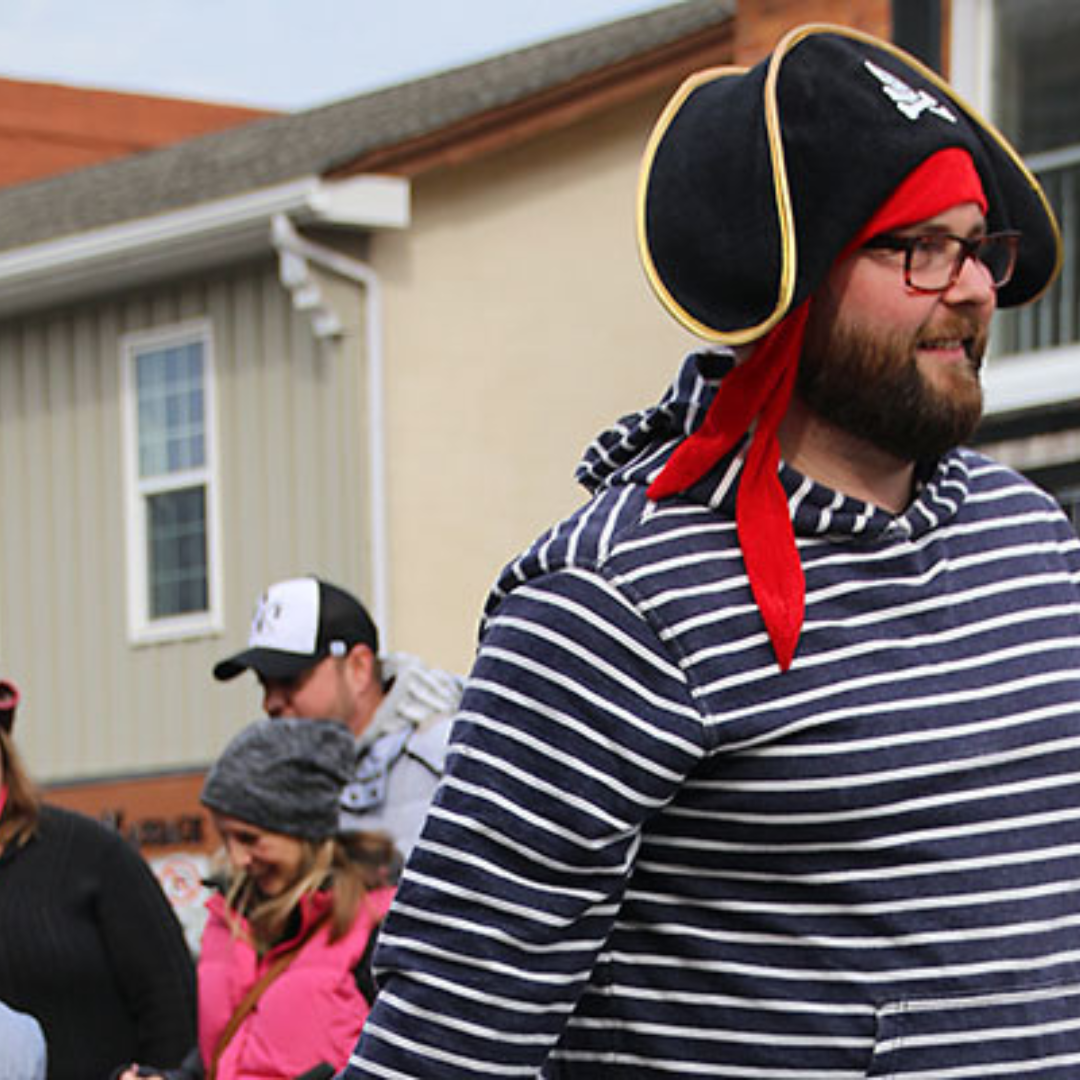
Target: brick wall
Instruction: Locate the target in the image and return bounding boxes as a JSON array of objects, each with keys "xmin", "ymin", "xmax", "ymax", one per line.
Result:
[
  {"xmin": 0, "ymin": 78, "xmax": 274, "ymax": 187},
  {"xmin": 734, "ymin": 0, "xmax": 892, "ymax": 66}
]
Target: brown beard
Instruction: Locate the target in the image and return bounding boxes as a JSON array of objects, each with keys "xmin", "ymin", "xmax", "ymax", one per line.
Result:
[{"xmin": 796, "ymin": 310, "xmax": 987, "ymax": 464}]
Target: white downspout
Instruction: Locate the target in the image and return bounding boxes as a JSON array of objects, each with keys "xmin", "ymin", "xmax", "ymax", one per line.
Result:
[{"xmin": 270, "ymin": 213, "xmax": 390, "ymax": 641}]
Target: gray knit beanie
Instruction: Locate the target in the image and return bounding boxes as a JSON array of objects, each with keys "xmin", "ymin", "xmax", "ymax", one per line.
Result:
[{"xmin": 201, "ymin": 717, "xmax": 355, "ymax": 840}]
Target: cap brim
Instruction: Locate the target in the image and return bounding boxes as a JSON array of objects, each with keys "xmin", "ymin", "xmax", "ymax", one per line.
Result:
[{"xmin": 212, "ymin": 647, "xmax": 321, "ymax": 682}]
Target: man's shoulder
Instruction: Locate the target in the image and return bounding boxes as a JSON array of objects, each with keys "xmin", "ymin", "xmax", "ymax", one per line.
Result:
[
  {"xmin": 488, "ymin": 481, "xmax": 730, "ymax": 610},
  {"xmin": 380, "ymin": 653, "xmax": 463, "ymax": 730},
  {"xmin": 355, "ymin": 714, "xmax": 451, "ymax": 775},
  {"xmin": 957, "ymin": 447, "xmax": 1069, "ymax": 514},
  {"xmin": 401, "ymin": 711, "xmax": 454, "ymax": 773},
  {"xmin": 356, "ymin": 654, "xmax": 460, "ymax": 782},
  {"xmin": 341, "ymin": 702, "xmax": 453, "ymax": 849}
]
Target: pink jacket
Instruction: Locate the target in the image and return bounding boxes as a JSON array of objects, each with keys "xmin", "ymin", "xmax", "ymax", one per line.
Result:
[{"xmin": 198, "ymin": 885, "xmax": 394, "ymax": 1080}]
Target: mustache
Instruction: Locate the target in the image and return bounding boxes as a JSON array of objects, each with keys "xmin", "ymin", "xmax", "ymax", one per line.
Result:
[
  {"xmin": 916, "ymin": 317, "xmax": 988, "ymax": 364},
  {"xmin": 916, "ymin": 316, "xmax": 987, "ymax": 346}
]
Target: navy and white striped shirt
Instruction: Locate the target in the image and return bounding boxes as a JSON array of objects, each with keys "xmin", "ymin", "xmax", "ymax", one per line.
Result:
[{"xmin": 346, "ymin": 353, "xmax": 1080, "ymax": 1078}]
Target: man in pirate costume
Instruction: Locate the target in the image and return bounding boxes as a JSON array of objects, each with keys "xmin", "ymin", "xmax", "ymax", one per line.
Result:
[{"xmin": 343, "ymin": 25, "xmax": 1080, "ymax": 1079}]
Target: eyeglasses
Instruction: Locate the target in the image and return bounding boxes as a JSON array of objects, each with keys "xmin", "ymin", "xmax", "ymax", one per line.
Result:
[{"xmin": 861, "ymin": 230, "xmax": 1021, "ymax": 294}]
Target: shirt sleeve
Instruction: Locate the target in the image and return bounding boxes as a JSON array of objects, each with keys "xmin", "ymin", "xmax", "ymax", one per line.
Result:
[
  {"xmin": 343, "ymin": 566, "xmax": 705, "ymax": 1077},
  {"xmin": 96, "ymin": 824, "xmax": 199, "ymax": 1066}
]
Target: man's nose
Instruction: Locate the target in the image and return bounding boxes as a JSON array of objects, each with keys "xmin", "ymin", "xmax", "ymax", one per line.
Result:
[
  {"xmin": 946, "ymin": 250, "xmax": 998, "ymax": 306},
  {"xmin": 262, "ymin": 684, "xmax": 288, "ymax": 717}
]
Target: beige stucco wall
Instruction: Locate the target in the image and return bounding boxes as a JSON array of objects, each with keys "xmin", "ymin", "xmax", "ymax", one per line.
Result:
[{"xmin": 374, "ymin": 89, "xmax": 699, "ymax": 675}]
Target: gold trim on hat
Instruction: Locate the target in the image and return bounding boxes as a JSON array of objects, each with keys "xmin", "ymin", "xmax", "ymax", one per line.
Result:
[
  {"xmin": 636, "ymin": 64, "xmax": 776, "ymax": 346},
  {"xmin": 636, "ymin": 23, "xmax": 1064, "ymax": 343}
]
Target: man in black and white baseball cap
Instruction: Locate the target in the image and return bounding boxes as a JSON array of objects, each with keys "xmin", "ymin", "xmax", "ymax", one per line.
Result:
[
  {"xmin": 214, "ymin": 576, "xmax": 462, "ymax": 863},
  {"xmin": 214, "ymin": 577, "xmax": 379, "ymax": 687}
]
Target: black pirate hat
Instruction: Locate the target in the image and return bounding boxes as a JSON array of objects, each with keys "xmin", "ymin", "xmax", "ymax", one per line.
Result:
[{"xmin": 638, "ymin": 23, "xmax": 1062, "ymax": 343}]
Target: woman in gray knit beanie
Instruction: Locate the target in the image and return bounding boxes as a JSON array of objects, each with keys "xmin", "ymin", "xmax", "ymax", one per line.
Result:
[{"xmin": 122, "ymin": 717, "xmax": 397, "ymax": 1080}]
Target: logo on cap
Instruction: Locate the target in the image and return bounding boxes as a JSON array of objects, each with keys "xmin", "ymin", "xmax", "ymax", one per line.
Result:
[
  {"xmin": 252, "ymin": 597, "xmax": 283, "ymax": 638},
  {"xmin": 864, "ymin": 60, "xmax": 957, "ymax": 124},
  {"xmin": 247, "ymin": 578, "xmax": 321, "ymax": 655}
]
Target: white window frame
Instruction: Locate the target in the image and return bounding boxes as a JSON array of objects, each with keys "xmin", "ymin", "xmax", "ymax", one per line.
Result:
[
  {"xmin": 951, "ymin": 0, "xmax": 1080, "ymax": 416},
  {"xmin": 120, "ymin": 319, "xmax": 223, "ymax": 644}
]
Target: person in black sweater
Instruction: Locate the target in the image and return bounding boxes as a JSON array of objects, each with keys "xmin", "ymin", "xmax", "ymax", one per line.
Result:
[{"xmin": 0, "ymin": 679, "xmax": 197, "ymax": 1079}]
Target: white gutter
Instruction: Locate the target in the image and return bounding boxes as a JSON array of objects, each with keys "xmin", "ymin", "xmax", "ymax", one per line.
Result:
[
  {"xmin": 270, "ymin": 214, "xmax": 392, "ymax": 640},
  {"xmin": 0, "ymin": 173, "xmax": 409, "ymax": 318}
]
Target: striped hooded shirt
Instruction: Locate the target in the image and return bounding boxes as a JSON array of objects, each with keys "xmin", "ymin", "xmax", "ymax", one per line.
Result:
[{"xmin": 346, "ymin": 351, "xmax": 1080, "ymax": 1079}]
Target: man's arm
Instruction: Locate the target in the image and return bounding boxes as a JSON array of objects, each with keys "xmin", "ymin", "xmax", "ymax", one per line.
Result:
[{"xmin": 342, "ymin": 567, "xmax": 704, "ymax": 1077}]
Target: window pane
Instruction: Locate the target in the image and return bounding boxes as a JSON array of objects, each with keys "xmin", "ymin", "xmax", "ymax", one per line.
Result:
[
  {"xmin": 991, "ymin": 0, "xmax": 1080, "ymax": 355},
  {"xmin": 994, "ymin": 0, "xmax": 1080, "ymax": 154},
  {"xmin": 148, "ymin": 486, "xmax": 208, "ymax": 618},
  {"xmin": 136, "ymin": 342, "xmax": 206, "ymax": 479},
  {"xmin": 995, "ymin": 157, "xmax": 1080, "ymax": 353}
]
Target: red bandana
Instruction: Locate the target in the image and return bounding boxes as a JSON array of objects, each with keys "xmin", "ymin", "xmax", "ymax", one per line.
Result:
[{"xmin": 647, "ymin": 148, "xmax": 988, "ymax": 671}]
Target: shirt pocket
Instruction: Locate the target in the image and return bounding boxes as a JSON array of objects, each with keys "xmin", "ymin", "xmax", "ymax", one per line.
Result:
[{"xmin": 866, "ymin": 980, "xmax": 1080, "ymax": 1078}]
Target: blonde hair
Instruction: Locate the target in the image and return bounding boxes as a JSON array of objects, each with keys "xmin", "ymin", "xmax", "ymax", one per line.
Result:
[
  {"xmin": 224, "ymin": 829, "xmax": 395, "ymax": 954},
  {"xmin": 0, "ymin": 725, "xmax": 40, "ymax": 850}
]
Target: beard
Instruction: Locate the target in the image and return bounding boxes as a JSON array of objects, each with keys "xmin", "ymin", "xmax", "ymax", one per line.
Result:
[{"xmin": 796, "ymin": 308, "xmax": 987, "ymax": 464}]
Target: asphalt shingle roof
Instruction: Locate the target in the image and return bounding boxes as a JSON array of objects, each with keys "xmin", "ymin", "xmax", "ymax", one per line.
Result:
[{"xmin": 0, "ymin": 0, "xmax": 732, "ymax": 254}]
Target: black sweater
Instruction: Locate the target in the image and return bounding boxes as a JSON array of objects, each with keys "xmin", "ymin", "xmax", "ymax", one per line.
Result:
[{"xmin": 0, "ymin": 804, "xmax": 197, "ymax": 1079}]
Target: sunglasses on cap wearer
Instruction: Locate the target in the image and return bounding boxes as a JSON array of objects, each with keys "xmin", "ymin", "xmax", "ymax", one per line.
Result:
[
  {"xmin": 0, "ymin": 680, "xmax": 19, "ymax": 733},
  {"xmin": 861, "ymin": 230, "xmax": 1022, "ymax": 294}
]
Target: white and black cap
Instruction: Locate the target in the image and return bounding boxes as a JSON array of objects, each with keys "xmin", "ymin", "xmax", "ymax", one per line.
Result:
[{"xmin": 213, "ymin": 576, "xmax": 379, "ymax": 682}]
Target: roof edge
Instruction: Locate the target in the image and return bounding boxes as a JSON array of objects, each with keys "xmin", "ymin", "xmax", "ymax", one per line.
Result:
[
  {"xmin": 332, "ymin": 14, "xmax": 736, "ymax": 179},
  {"xmin": 0, "ymin": 174, "xmax": 409, "ymax": 317}
]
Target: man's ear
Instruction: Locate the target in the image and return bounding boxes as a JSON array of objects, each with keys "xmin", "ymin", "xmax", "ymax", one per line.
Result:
[{"xmin": 345, "ymin": 642, "xmax": 378, "ymax": 691}]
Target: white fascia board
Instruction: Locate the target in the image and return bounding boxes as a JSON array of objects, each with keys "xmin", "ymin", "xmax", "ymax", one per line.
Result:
[
  {"xmin": 0, "ymin": 173, "xmax": 410, "ymax": 317},
  {"xmin": 307, "ymin": 174, "xmax": 411, "ymax": 229}
]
